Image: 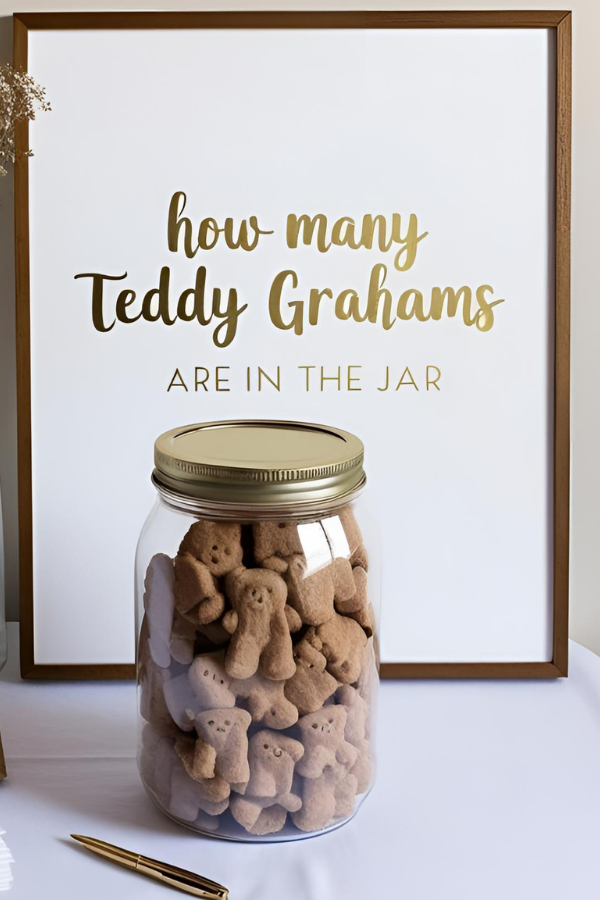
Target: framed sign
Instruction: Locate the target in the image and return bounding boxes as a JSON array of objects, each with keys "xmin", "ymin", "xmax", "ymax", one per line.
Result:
[{"xmin": 14, "ymin": 11, "xmax": 571, "ymax": 679}]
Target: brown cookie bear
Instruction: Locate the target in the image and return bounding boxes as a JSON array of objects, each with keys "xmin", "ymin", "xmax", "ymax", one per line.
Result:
[
  {"xmin": 291, "ymin": 763, "xmax": 358, "ymax": 833},
  {"xmin": 344, "ymin": 568, "xmax": 374, "ymax": 637},
  {"xmin": 346, "ymin": 604, "xmax": 374, "ymax": 638},
  {"xmin": 252, "ymin": 521, "xmax": 303, "ymax": 572},
  {"xmin": 355, "ymin": 638, "xmax": 379, "ymax": 715},
  {"xmin": 340, "ymin": 566, "xmax": 375, "ymax": 637},
  {"xmin": 222, "ymin": 567, "xmax": 297, "ymax": 681},
  {"xmin": 284, "ymin": 554, "xmax": 335, "ymax": 626},
  {"xmin": 164, "ymin": 651, "xmax": 236, "ymax": 732},
  {"xmin": 333, "ymin": 766, "xmax": 360, "ymax": 818},
  {"xmin": 244, "ymin": 729, "xmax": 304, "ymax": 797},
  {"xmin": 336, "ymin": 684, "xmax": 372, "ymax": 793},
  {"xmin": 169, "ymin": 753, "xmax": 230, "ymax": 824},
  {"xmin": 138, "ymin": 724, "xmax": 177, "ymax": 808},
  {"xmin": 173, "ymin": 520, "xmax": 243, "ymax": 626},
  {"xmin": 334, "ymin": 563, "xmax": 367, "ymax": 616},
  {"xmin": 284, "ymin": 638, "xmax": 339, "ymax": 716},
  {"xmin": 331, "ymin": 557, "xmax": 358, "ymax": 606},
  {"xmin": 339, "ymin": 506, "xmax": 369, "ymax": 570},
  {"xmin": 174, "ymin": 734, "xmax": 231, "ymax": 802},
  {"xmin": 306, "ymin": 613, "xmax": 367, "ymax": 684},
  {"xmin": 336, "ymin": 684, "xmax": 369, "ymax": 747},
  {"xmin": 174, "ymin": 554, "xmax": 225, "ymax": 626},
  {"xmin": 296, "ymin": 706, "xmax": 358, "ymax": 779},
  {"xmin": 232, "ymin": 671, "xmax": 299, "ymax": 730},
  {"xmin": 285, "ymin": 554, "xmax": 357, "ymax": 626},
  {"xmin": 231, "ymin": 803, "xmax": 288, "ymax": 836},
  {"xmin": 230, "ymin": 730, "xmax": 304, "ymax": 835},
  {"xmin": 179, "ymin": 520, "xmax": 244, "ymax": 577},
  {"xmin": 188, "ymin": 651, "xmax": 236, "ymax": 711},
  {"xmin": 186, "ymin": 708, "xmax": 252, "ymax": 785}
]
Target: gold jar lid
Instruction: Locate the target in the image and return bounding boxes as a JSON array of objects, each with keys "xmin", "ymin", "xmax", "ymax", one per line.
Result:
[{"xmin": 153, "ymin": 419, "xmax": 365, "ymax": 512}]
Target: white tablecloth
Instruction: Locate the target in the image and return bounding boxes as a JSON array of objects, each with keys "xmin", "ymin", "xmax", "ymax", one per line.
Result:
[{"xmin": 1, "ymin": 623, "xmax": 600, "ymax": 900}]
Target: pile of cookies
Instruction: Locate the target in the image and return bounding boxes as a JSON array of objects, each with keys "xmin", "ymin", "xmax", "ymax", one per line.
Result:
[{"xmin": 138, "ymin": 507, "xmax": 377, "ymax": 838}]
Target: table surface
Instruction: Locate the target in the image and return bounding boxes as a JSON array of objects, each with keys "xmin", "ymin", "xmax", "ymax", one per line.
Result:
[{"xmin": 1, "ymin": 623, "xmax": 600, "ymax": 900}]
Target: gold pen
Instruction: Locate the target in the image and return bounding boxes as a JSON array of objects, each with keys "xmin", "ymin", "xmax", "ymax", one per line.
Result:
[{"xmin": 70, "ymin": 834, "xmax": 228, "ymax": 900}]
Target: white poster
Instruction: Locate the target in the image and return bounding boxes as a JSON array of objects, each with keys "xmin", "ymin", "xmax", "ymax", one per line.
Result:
[{"xmin": 24, "ymin": 25, "xmax": 555, "ymax": 668}]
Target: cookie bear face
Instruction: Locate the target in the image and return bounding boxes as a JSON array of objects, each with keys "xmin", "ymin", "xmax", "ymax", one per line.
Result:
[
  {"xmin": 179, "ymin": 520, "xmax": 243, "ymax": 577},
  {"xmin": 229, "ymin": 568, "xmax": 286, "ymax": 619},
  {"xmin": 293, "ymin": 637, "xmax": 327, "ymax": 673},
  {"xmin": 193, "ymin": 708, "xmax": 250, "ymax": 748},
  {"xmin": 253, "ymin": 521, "xmax": 303, "ymax": 570},
  {"xmin": 299, "ymin": 705, "xmax": 348, "ymax": 745},
  {"xmin": 246, "ymin": 729, "xmax": 304, "ymax": 797},
  {"xmin": 188, "ymin": 651, "xmax": 236, "ymax": 711},
  {"xmin": 254, "ymin": 731, "xmax": 304, "ymax": 766},
  {"xmin": 187, "ymin": 707, "xmax": 253, "ymax": 785},
  {"xmin": 295, "ymin": 705, "xmax": 358, "ymax": 780}
]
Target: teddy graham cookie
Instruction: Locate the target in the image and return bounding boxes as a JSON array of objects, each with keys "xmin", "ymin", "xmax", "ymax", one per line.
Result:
[
  {"xmin": 230, "ymin": 730, "xmax": 304, "ymax": 835},
  {"xmin": 222, "ymin": 567, "xmax": 298, "ymax": 681},
  {"xmin": 174, "ymin": 520, "xmax": 244, "ymax": 626}
]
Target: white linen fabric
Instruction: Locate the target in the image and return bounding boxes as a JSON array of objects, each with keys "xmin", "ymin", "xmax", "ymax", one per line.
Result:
[{"xmin": 1, "ymin": 625, "xmax": 600, "ymax": 899}]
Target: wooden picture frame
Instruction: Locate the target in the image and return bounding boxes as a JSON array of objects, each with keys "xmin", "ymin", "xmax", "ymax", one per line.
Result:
[{"xmin": 13, "ymin": 10, "xmax": 571, "ymax": 680}]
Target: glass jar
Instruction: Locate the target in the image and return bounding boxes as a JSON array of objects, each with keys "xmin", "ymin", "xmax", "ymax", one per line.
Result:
[{"xmin": 136, "ymin": 420, "xmax": 379, "ymax": 841}]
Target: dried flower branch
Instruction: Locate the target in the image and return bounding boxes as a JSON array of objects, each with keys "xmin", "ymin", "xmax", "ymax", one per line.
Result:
[{"xmin": 0, "ymin": 63, "xmax": 51, "ymax": 179}]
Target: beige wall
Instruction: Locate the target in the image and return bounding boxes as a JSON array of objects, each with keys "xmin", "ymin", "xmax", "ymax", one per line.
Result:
[{"xmin": 1, "ymin": 1, "xmax": 597, "ymax": 658}]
